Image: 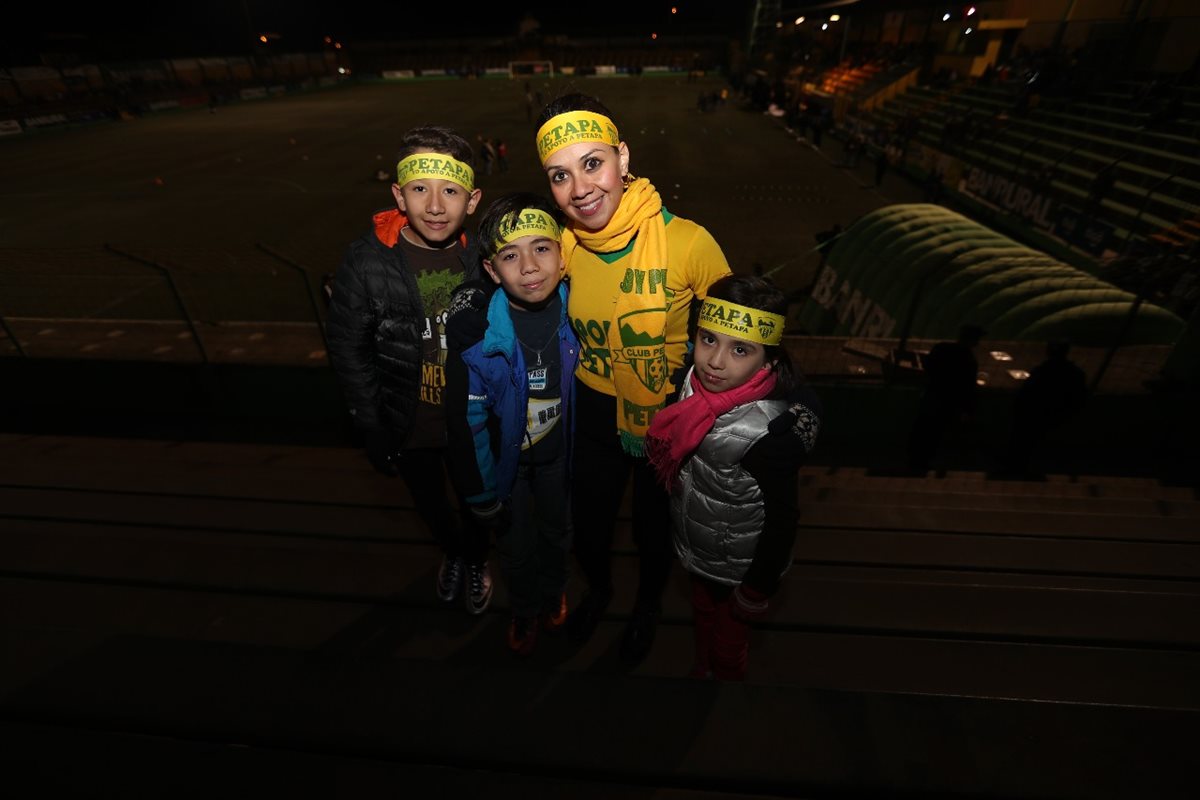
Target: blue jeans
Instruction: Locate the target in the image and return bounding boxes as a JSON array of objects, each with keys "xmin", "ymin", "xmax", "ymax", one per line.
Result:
[{"xmin": 500, "ymin": 453, "xmax": 572, "ymax": 618}]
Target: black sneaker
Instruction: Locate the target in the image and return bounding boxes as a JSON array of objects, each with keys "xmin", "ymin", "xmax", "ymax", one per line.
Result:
[
  {"xmin": 619, "ymin": 607, "xmax": 660, "ymax": 666},
  {"xmin": 566, "ymin": 588, "xmax": 611, "ymax": 644},
  {"xmin": 464, "ymin": 561, "xmax": 493, "ymax": 615},
  {"xmin": 436, "ymin": 556, "xmax": 465, "ymax": 603}
]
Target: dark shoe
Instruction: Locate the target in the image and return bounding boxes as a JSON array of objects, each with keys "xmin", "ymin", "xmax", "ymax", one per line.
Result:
[
  {"xmin": 436, "ymin": 556, "xmax": 465, "ymax": 603},
  {"xmin": 619, "ymin": 608, "xmax": 660, "ymax": 666},
  {"xmin": 566, "ymin": 589, "xmax": 611, "ymax": 644},
  {"xmin": 507, "ymin": 616, "xmax": 538, "ymax": 657},
  {"xmin": 464, "ymin": 561, "xmax": 493, "ymax": 615},
  {"xmin": 541, "ymin": 592, "xmax": 568, "ymax": 634}
]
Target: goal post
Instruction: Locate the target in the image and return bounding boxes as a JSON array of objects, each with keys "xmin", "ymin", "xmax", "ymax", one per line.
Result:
[{"xmin": 508, "ymin": 61, "xmax": 555, "ymax": 79}]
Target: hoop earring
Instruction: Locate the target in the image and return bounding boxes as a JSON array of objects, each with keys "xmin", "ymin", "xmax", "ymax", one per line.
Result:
[{"xmin": 621, "ymin": 172, "xmax": 635, "ymax": 188}]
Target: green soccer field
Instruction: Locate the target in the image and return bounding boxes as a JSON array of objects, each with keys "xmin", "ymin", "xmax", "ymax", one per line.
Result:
[{"xmin": 0, "ymin": 76, "xmax": 900, "ymax": 322}]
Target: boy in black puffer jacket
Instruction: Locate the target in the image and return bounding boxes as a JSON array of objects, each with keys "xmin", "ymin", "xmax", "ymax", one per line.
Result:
[{"xmin": 326, "ymin": 125, "xmax": 494, "ymax": 615}]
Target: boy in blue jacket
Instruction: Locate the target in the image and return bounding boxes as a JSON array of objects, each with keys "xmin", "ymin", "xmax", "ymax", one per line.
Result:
[{"xmin": 445, "ymin": 192, "xmax": 577, "ymax": 656}]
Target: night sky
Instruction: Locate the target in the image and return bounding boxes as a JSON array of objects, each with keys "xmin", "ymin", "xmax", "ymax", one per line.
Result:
[{"xmin": 8, "ymin": 2, "xmax": 751, "ymax": 65}]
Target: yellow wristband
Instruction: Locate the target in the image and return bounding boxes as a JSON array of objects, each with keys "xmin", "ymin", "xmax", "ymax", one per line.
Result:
[
  {"xmin": 536, "ymin": 111, "xmax": 620, "ymax": 163},
  {"xmin": 698, "ymin": 298, "xmax": 785, "ymax": 346},
  {"xmin": 395, "ymin": 153, "xmax": 475, "ymax": 191}
]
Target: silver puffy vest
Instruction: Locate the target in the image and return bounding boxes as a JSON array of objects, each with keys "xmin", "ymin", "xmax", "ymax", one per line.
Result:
[{"xmin": 669, "ymin": 370, "xmax": 788, "ymax": 586}]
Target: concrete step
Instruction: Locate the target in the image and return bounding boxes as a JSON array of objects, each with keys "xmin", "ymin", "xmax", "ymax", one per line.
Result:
[
  {"xmin": 5, "ymin": 517, "xmax": 1198, "ymax": 658},
  {"xmin": 3, "ymin": 432, "xmax": 1197, "ymax": 797},
  {"xmin": 1, "ymin": 627, "xmax": 1193, "ymax": 799},
  {"xmin": 803, "ymin": 486, "xmax": 1200, "ymax": 520},
  {"xmin": 801, "ymin": 466, "xmax": 1198, "ymax": 502},
  {"xmin": 4, "ymin": 434, "xmax": 1193, "ymax": 515},
  {"xmin": 799, "ymin": 501, "xmax": 1199, "ymax": 541},
  {"xmin": 799, "ymin": 527, "xmax": 1200, "ymax": 580}
]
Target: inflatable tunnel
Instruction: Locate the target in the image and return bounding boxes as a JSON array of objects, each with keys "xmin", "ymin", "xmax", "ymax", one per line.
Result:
[{"xmin": 796, "ymin": 204, "xmax": 1185, "ymax": 346}]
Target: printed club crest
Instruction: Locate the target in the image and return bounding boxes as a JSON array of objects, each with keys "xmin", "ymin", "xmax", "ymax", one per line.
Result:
[
  {"xmin": 757, "ymin": 315, "xmax": 778, "ymax": 343},
  {"xmin": 615, "ymin": 308, "xmax": 667, "ymax": 394}
]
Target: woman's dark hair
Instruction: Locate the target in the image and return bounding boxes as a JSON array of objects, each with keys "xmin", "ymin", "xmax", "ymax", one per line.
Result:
[
  {"xmin": 534, "ymin": 92, "xmax": 616, "ymax": 130},
  {"xmin": 477, "ymin": 192, "xmax": 564, "ymax": 260},
  {"xmin": 396, "ymin": 125, "xmax": 474, "ymax": 167},
  {"xmin": 702, "ymin": 274, "xmax": 797, "ymax": 398}
]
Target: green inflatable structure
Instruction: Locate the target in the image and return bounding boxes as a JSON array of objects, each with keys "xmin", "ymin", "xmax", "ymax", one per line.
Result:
[{"xmin": 798, "ymin": 204, "xmax": 1185, "ymax": 346}]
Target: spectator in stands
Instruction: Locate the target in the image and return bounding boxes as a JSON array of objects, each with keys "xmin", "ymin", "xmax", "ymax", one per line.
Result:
[
  {"xmin": 924, "ymin": 163, "xmax": 946, "ymax": 204},
  {"xmin": 1086, "ymin": 159, "xmax": 1120, "ymax": 214},
  {"xmin": 810, "ymin": 108, "xmax": 827, "ymax": 149},
  {"xmin": 496, "ymin": 139, "xmax": 509, "ymax": 173},
  {"xmin": 907, "ymin": 324, "xmax": 985, "ymax": 472},
  {"xmin": 1001, "ymin": 341, "xmax": 1087, "ymax": 478},
  {"xmin": 530, "ymin": 92, "xmax": 734, "ymax": 665},
  {"xmin": 787, "ymin": 102, "xmax": 809, "ymax": 141},
  {"xmin": 873, "ymin": 144, "xmax": 891, "ymax": 187},
  {"xmin": 325, "ymin": 126, "xmax": 494, "ymax": 617},
  {"xmin": 1033, "ymin": 161, "xmax": 1057, "ymax": 194},
  {"xmin": 844, "ymin": 128, "xmax": 865, "ymax": 169},
  {"xmin": 645, "ymin": 276, "xmax": 819, "ymax": 680}
]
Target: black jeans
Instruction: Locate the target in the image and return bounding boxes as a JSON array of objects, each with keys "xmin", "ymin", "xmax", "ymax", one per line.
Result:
[
  {"xmin": 570, "ymin": 380, "xmax": 673, "ymax": 611},
  {"xmin": 500, "ymin": 453, "xmax": 572, "ymax": 618},
  {"xmin": 397, "ymin": 448, "xmax": 489, "ymax": 564}
]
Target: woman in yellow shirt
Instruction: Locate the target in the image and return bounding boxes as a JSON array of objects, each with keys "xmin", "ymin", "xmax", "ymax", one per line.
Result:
[{"xmin": 535, "ymin": 93, "xmax": 732, "ymax": 664}]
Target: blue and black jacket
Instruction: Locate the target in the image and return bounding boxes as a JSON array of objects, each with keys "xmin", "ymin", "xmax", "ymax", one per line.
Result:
[{"xmin": 445, "ymin": 281, "xmax": 577, "ymax": 507}]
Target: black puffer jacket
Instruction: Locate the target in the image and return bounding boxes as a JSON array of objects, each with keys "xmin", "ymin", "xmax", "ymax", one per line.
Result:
[{"xmin": 326, "ymin": 208, "xmax": 481, "ymax": 442}]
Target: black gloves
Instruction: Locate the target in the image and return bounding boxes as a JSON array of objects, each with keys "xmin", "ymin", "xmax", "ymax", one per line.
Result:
[
  {"xmin": 445, "ymin": 281, "xmax": 494, "ymax": 352},
  {"xmin": 363, "ymin": 427, "xmax": 400, "ymax": 476},
  {"xmin": 767, "ymin": 383, "xmax": 822, "ymax": 455}
]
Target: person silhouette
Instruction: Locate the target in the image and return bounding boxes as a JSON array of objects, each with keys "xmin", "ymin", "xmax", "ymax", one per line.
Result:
[
  {"xmin": 907, "ymin": 324, "xmax": 984, "ymax": 472},
  {"xmin": 1002, "ymin": 341, "xmax": 1087, "ymax": 478}
]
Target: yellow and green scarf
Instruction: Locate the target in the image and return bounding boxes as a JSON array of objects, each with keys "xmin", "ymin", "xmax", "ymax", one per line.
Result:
[{"xmin": 560, "ymin": 178, "xmax": 668, "ymax": 456}]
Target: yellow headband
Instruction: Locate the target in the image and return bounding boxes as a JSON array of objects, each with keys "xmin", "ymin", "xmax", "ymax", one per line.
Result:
[
  {"xmin": 495, "ymin": 208, "xmax": 561, "ymax": 251},
  {"xmin": 536, "ymin": 111, "xmax": 621, "ymax": 163},
  {"xmin": 698, "ymin": 298, "xmax": 785, "ymax": 346},
  {"xmin": 395, "ymin": 153, "xmax": 475, "ymax": 191}
]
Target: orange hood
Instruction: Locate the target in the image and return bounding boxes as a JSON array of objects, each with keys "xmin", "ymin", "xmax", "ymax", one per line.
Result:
[{"xmin": 373, "ymin": 208, "xmax": 468, "ymax": 248}]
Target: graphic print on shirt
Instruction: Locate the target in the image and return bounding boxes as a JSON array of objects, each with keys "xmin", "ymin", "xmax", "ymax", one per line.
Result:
[
  {"xmin": 572, "ymin": 267, "xmax": 674, "ymax": 387},
  {"xmin": 416, "ymin": 269, "xmax": 460, "ymax": 405}
]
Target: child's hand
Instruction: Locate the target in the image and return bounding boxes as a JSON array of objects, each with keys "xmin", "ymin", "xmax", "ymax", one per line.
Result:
[
  {"xmin": 665, "ymin": 349, "xmax": 694, "ymax": 405},
  {"xmin": 468, "ymin": 498, "xmax": 506, "ymax": 528},
  {"xmin": 363, "ymin": 428, "xmax": 399, "ymax": 477},
  {"xmin": 731, "ymin": 584, "xmax": 769, "ymax": 622},
  {"xmin": 766, "ymin": 384, "xmax": 821, "ymax": 455},
  {"xmin": 445, "ymin": 282, "xmax": 492, "ymax": 351}
]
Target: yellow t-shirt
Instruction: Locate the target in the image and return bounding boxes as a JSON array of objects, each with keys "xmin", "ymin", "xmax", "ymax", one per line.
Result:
[{"xmin": 568, "ymin": 209, "xmax": 732, "ymax": 396}]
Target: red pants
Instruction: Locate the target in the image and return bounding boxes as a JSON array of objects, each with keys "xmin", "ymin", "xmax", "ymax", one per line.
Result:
[{"xmin": 690, "ymin": 576, "xmax": 750, "ymax": 681}]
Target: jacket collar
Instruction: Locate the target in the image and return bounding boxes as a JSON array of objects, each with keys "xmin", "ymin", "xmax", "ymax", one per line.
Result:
[{"xmin": 482, "ymin": 282, "xmax": 568, "ymax": 357}]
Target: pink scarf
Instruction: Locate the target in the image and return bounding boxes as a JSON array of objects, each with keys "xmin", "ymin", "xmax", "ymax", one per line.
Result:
[{"xmin": 645, "ymin": 366, "xmax": 777, "ymax": 490}]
